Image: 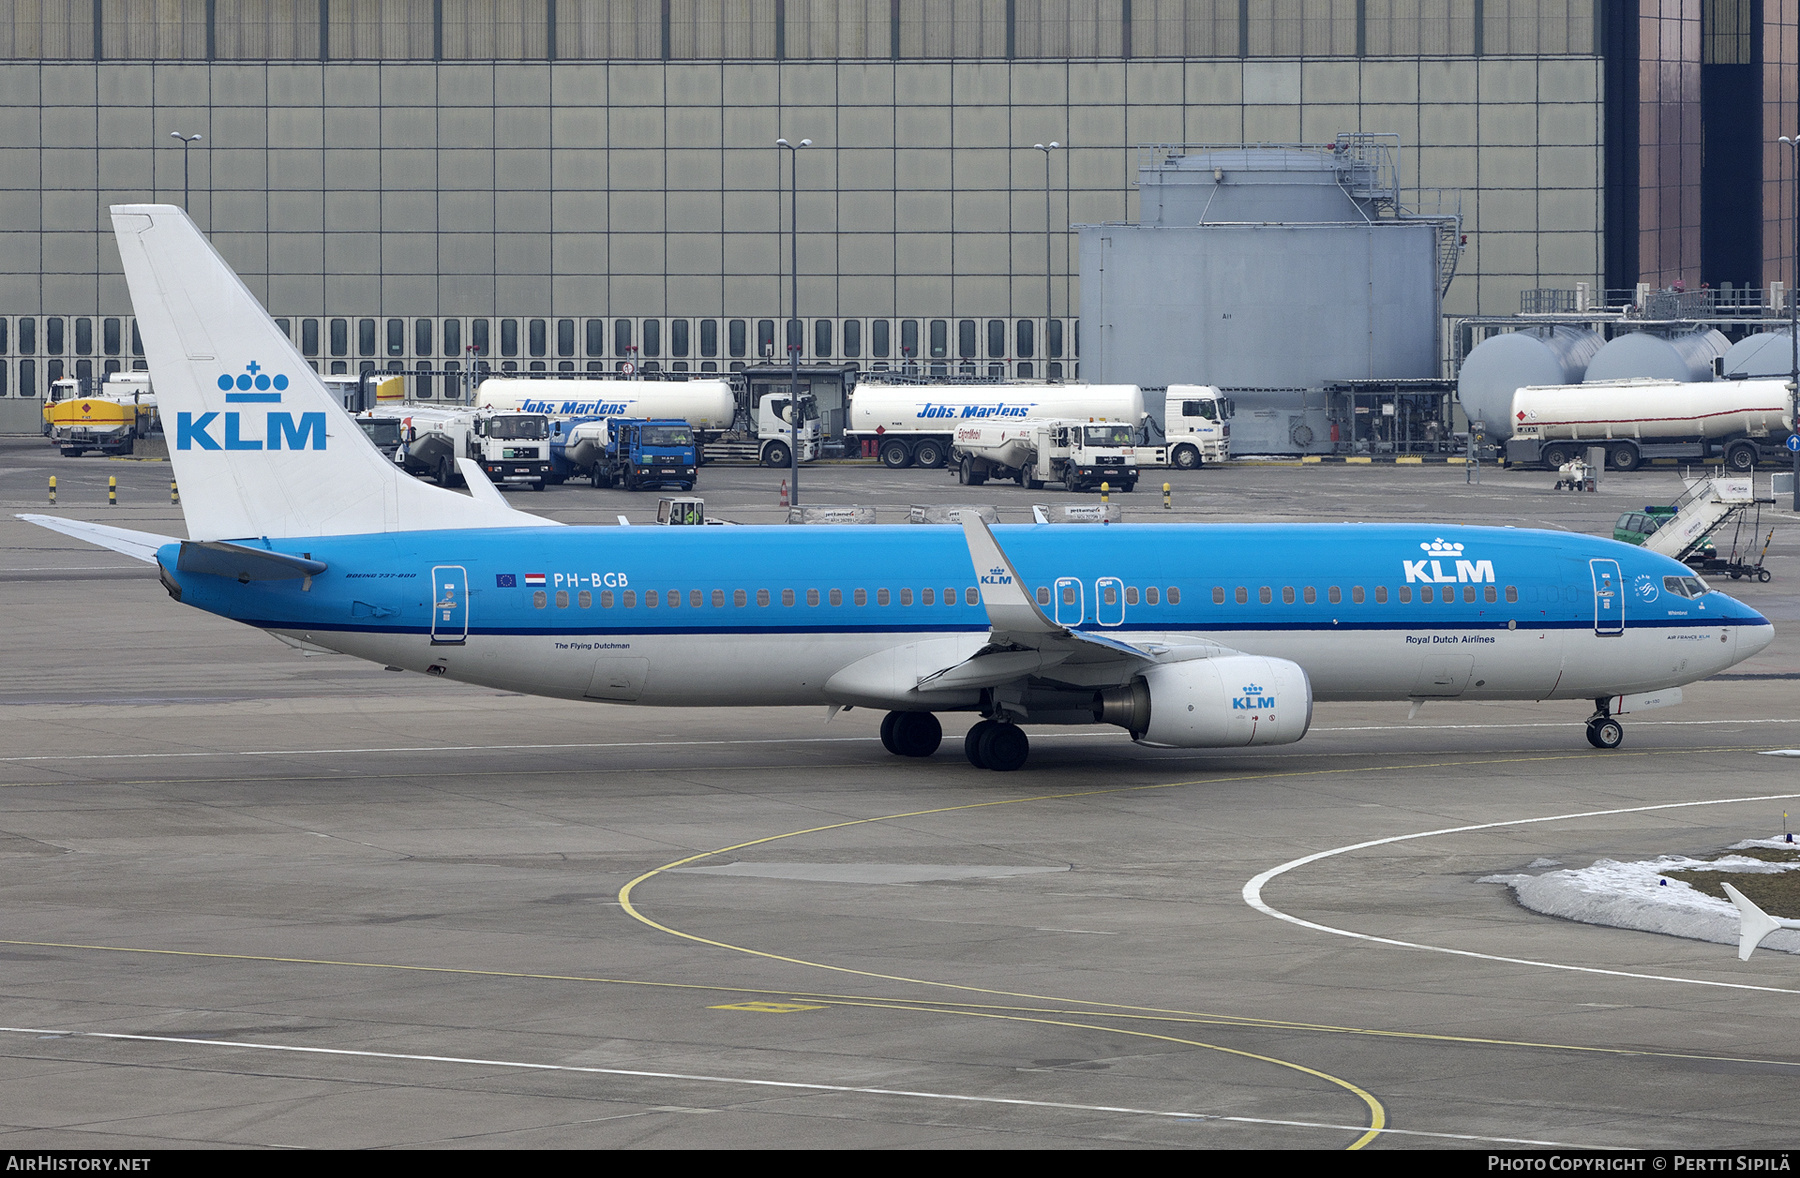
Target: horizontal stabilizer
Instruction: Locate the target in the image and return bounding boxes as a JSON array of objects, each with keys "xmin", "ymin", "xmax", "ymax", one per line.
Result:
[
  {"xmin": 17, "ymin": 514, "xmax": 176, "ymax": 564},
  {"xmin": 176, "ymin": 540, "xmax": 326, "ymax": 581}
]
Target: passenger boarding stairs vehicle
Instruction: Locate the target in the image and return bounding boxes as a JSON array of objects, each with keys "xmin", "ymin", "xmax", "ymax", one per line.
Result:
[{"xmin": 1619, "ymin": 476, "xmax": 1774, "ymax": 582}]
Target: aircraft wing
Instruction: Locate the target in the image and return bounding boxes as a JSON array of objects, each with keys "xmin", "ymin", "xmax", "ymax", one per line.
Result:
[{"xmin": 17, "ymin": 514, "xmax": 177, "ymax": 564}]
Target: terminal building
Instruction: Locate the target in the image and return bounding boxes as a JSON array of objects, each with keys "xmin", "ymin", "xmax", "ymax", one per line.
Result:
[{"xmin": 0, "ymin": 1, "xmax": 1794, "ymax": 437}]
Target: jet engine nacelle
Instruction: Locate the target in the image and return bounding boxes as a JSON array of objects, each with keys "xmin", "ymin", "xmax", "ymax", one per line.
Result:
[{"xmin": 1097, "ymin": 655, "xmax": 1312, "ymax": 748}]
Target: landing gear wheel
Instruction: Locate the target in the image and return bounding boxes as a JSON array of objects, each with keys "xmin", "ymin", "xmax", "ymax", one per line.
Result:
[
  {"xmin": 889, "ymin": 711, "xmax": 941, "ymax": 758},
  {"xmin": 879, "ymin": 440, "xmax": 913, "ymax": 469},
  {"xmin": 1586, "ymin": 717, "xmax": 1624, "ymax": 749},
  {"xmin": 763, "ymin": 442, "xmax": 791, "ymax": 468},
  {"xmin": 978, "ymin": 723, "xmax": 1029, "ymax": 772},
  {"xmin": 963, "ymin": 720, "xmax": 996, "ymax": 768},
  {"xmin": 879, "ymin": 711, "xmax": 901, "ymax": 755},
  {"xmin": 1172, "ymin": 444, "xmax": 1201, "ymax": 470}
]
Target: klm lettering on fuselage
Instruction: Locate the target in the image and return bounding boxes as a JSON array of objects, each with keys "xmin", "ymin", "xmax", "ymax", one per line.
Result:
[
  {"xmin": 178, "ymin": 362, "xmax": 325, "ymax": 451},
  {"xmin": 521, "ymin": 399, "xmax": 633, "ymax": 416},
  {"xmin": 1233, "ymin": 684, "xmax": 1274, "ymax": 711},
  {"xmin": 1402, "ymin": 539, "xmax": 1495, "ymax": 584},
  {"xmin": 916, "ymin": 404, "xmax": 1035, "ymax": 419}
]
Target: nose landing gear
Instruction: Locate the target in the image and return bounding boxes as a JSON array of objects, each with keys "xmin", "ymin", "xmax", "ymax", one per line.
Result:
[{"xmin": 1585, "ymin": 700, "xmax": 1624, "ymax": 749}]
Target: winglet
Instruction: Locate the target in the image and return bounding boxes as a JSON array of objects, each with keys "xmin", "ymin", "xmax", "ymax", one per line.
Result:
[
  {"xmin": 960, "ymin": 515, "xmax": 1060, "ymax": 635},
  {"xmin": 456, "ymin": 458, "xmax": 513, "ymax": 511},
  {"xmin": 1723, "ymin": 882, "xmax": 1785, "ymax": 961}
]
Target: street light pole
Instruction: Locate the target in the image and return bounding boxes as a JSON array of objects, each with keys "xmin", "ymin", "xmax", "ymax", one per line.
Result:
[
  {"xmin": 1034, "ymin": 142, "xmax": 1059, "ymax": 373},
  {"xmin": 168, "ymin": 132, "xmax": 202, "ymax": 212},
  {"xmin": 1781, "ymin": 136, "xmax": 1800, "ymax": 511},
  {"xmin": 777, "ymin": 136, "xmax": 810, "ymax": 508}
]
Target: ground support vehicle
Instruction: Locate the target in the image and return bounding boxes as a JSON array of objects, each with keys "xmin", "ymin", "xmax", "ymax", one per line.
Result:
[
  {"xmin": 1507, "ymin": 378, "xmax": 1795, "ymax": 472},
  {"xmin": 850, "ymin": 383, "xmax": 1148, "ymax": 470},
  {"xmin": 1613, "ymin": 477, "xmax": 1773, "ymax": 581},
  {"xmin": 949, "ymin": 419, "xmax": 1141, "ymax": 492},
  {"xmin": 1140, "ymin": 385, "xmax": 1232, "ymax": 469},
  {"xmin": 588, "ymin": 418, "xmax": 700, "ymax": 491},
  {"xmin": 700, "ymin": 390, "xmax": 821, "ymax": 467},
  {"xmin": 383, "ymin": 405, "xmax": 552, "ymax": 490},
  {"xmin": 45, "ymin": 374, "xmax": 155, "ymax": 456}
]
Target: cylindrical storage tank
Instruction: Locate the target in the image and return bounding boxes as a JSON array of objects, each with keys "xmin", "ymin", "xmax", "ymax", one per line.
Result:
[
  {"xmin": 1721, "ymin": 331, "xmax": 1798, "ymax": 379},
  {"xmin": 1456, "ymin": 326, "xmax": 1604, "ymax": 438},
  {"xmin": 1140, "ymin": 149, "xmax": 1364, "ymax": 226},
  {"xmin": 1582, "ymin": 329, "xmax": 1729, "ymax": 384}
]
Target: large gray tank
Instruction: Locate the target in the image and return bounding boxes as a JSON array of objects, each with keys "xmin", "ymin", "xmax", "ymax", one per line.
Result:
[
  {"xmin": 1582, "ymin": 329, "xmax": 1729, "ymax": 384},
  {"xmin": 1456, "ymin": 326, "xmax": 1604, "ymax": 438},
  {"xmin": 1079, "ymin": 137, "xmax": 1454, "ymax": 456},
  {"xmin": 1721, "ymin": 330, "xmax": 1797, "ymax": 379}
]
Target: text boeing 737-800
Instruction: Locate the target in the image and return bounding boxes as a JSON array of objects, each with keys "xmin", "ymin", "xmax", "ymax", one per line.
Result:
[{"xmin": 19, "ymin": 206, "xmax": 1774, "ymax": 771}]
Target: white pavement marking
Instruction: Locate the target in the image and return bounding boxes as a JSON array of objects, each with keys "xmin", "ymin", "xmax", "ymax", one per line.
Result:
[
  {"xmin": 3, "ymin": 718, "xmax": 1795, "ymax": 764},
  {"xmin": 1243, "ymin": 792, "xmax": 1800, "ymax": 996},
  {"xmin": 0, "ymin": 1025, "xmax": 1592, "ymax": 1148},
  {"xmin": 1758, "ymin": 750, "xmax": 1800, "ymax": 757}
]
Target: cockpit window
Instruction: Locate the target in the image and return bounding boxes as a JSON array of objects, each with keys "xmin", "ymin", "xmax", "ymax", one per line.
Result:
[
  {"xmin": 1084, "ymin": 424, "xmax": 1135, "ymax": 446},
  {"xmin": 1663, "ymin": 575, "xmax": 1709, "ymax": 599}
]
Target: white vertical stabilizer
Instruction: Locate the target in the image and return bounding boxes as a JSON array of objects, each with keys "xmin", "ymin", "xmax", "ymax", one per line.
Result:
[{"xmin": 111, "ymin": 204, "xmax": 557, "ymax": 540}]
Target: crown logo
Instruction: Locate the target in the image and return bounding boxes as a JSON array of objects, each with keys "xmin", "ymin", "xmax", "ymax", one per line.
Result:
[
  {"xmin": 1241, "ymin": 684, "xmax": 1263, "ymax": 694},
  {"xmin": 216, "ymin": 360, "xmax": 290, "ymax": 393},
  {"xmin": 1419, "ymin": 538, "xmax": 1465, "ymax": 556}
]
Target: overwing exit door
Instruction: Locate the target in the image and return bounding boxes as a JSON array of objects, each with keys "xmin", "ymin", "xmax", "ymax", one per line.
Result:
[
  {"xmin": 431, "ymin": 564, "xmax": 468, "ymax": 644},
  {"xmin": 1054, "ymin": 577, "xmax": 1084, "ymax": 626}
]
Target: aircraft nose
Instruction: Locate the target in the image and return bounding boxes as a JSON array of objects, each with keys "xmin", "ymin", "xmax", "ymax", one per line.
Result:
[{"xmin": 1736, "ymin": 614, "xmax": 1775, "ymax": 661}]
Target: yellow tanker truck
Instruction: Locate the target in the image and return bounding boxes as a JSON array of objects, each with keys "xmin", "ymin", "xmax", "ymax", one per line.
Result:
[{"xmin": 45, "ymin": 374, "xmax": 156, "ymax": 457}]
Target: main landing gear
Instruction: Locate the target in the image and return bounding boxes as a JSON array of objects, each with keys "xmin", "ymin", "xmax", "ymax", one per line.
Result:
[
  {"xmin": 1585, "ymin": 699, "xmax": 1624, "ymax": 749},
  {"xmin": 878, "ymin": 711, "xmax": 1030, "ymax": 771}
]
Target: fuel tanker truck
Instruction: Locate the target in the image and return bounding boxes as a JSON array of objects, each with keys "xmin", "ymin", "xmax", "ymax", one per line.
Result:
[
  {"xmin": 474, "ymin": 378, "xmax": 736, "ymax": 436},
  {"xmin": 1505, "ymin": 378, "xmax": 1796, "ymax": 472},
  {"xmin": 847, "ymin": 382, "xmax": 1148, "ymax": 469}
]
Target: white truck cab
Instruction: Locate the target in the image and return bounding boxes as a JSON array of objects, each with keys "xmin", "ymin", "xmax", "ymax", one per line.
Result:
[{"xmin": 1153, "ymin": 384, "xmax": 1231, "ymax": 469}]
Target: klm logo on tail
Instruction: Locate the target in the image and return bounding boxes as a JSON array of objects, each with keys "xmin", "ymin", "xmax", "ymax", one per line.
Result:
[{"xmin": 178, "ymin": 362, "xmax": 326, "ymax": 451}]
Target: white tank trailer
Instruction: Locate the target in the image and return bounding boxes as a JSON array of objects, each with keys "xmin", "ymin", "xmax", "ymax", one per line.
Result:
[
  {"xmin": 474, "ymin": 378, "xmax": 736, "ymax": 434},
  {"xmin": 1581, "ymin": 329, "xmax": 1729, "ymax": 384},
  {"xmin": 1506, "ymin": 379, "xmax": 1795, "ymax": 472},
  {"xmin": 846, "ymin": 383, "xmax": 1147, "ymax": 469},
  {"xmin": 1077, "ymin": 136, "xmax": 1456, "ymax": 456},
  {"xmin": 1455, "ymin": 325, "xmax": 1604, "ymax": 439}
]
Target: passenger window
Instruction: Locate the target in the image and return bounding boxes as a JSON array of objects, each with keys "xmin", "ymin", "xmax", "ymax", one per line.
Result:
[
  {"xmin": 923, "ymin": 588, "xmax": 935, "ymax": 605},
  {"xmin": 754, "ymin": 589, "xmax": 768, "ymax": 606},
  {"xmin": 1036, "ymin": 587, "xmax": 1049, "ymax": 605},
  {"xmin": 688, "ymin": 590, "xmax": 700, "ymax": 607},
  {"xmin": 601, "ymin": 590, "xmax": 614, "ymax": 607},
  {"xmin": 1104, "ymin": 585, "xmax": 1119, "ymax": 605},
  {"xmin": 1483, "ymin": 586, "xmax": 1497, "ymax": 603},
  {"xmin": 646, "ymin": 590, "xmax": 659, "ymax": 608},
  {"xmin": 666, "ymin": 589, "xmax": 680, "ymax": 608},
  {"xmin": 1147, "ymin": 586, "xmax": 1160, "ymax": 605},
  {"xmin": 1281, "ymin": 587, "xmax": 1295, "ymax": 604},
  {"xmin": 949, "ymin": 587, "xmax": 962, "ymax": 606},
  {"xmin": 1125, "ymin": 587, "xmax": 1139, "ymax": 605},
  {"xmin": 1329, "ymin": 587, "xmax": 1341, "ymax": 604},
  {"xmin": 555, "ymin": 590, "xmax": 569, "ymax": 608},
  {"xmin": 830, "ymin": 589, "xmax": 843, "ymax": 606},
  {"xmin": 713, "ymin": 590, "xmax": 725, "ymax": 607},
  {"xmin": 1212, "ymin": 587, "xmax": 1225, "ymax": 604},
  {"xmin": 1168, "ymin": 587, "xmax": 1180, "ymax": 605},
  {"xmin": 1258, "ymin": 587, "xmax": 1272, "ymax": 604},
  {"xmin": 623, "ymin": 590, "xmax": 636, "ymax": 607},
  {"xmin": 853, "ymin": 588, "xmax": 867, "ymax": 606},
  {"xmin": 806, "ymin": 589, "xmax": 820, "ymax": 606},
  {"xmin": 782, "ymin": 589, "xmax": 795, "ymax": 606},
  {"xmin": 533, "ymin": 591, "xmax": 547, "ymax": 608},
  {"xmin": 1062, "ymin": 585, "xmax": 1076, "ymax": 605},
  {"xmin": 903, "ymin": 588, "xmax": 915, "ymax": 606},
  {"xmin": 578, "ymin": 590, "xmax": 591, "ymax": 608},
  {"xmin": 1235, "ymin": 587, "xmax": 1248, "ymax": 604},
  {"xmin": 1304, "ymin": 586, "xmax": 1317, "ymax": 604},
  {"xmin": 962, "ymin": 587, "xmax": 975, "ymax": 605},
  {"xmin": 877, "ymin": 588, "xmax": 889, "ymax": 606},
  {"xmin": 1461, "ymin": 586, "xmax": 1474, "ymax": 603},
  {"xmin": 1505, "ymin": 586, "xmax": 1518, "ymax": 603},
  {"xmin": 1376, "ymin": 586, "xmax": 1388, "ymax": 603},
  {"xmin": 733, "ymin": 589, "xmax": 748, "ymax": 606},
  {"xmin": 1420, "ymin": 587, "xmax": 1433, "ymax": 603}
]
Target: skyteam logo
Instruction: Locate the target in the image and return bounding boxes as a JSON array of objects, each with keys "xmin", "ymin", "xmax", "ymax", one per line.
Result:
[
  {"xmin": 1233, "ymin": 683, "xmax": 1274, "ymax": 711},
  {"xmin": 1402, "ymin": 538, "xmax": 1494, "ymax": 585},
  {"xmin": 979, "ymin": 564, "xmax": 1012, "ymax": 586},
  {"xmin": 179, "ymin": 362, "xmax": 326, "ymax": 451}
]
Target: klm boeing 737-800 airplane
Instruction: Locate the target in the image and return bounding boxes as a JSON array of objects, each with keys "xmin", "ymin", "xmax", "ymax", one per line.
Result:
[{"xmin": 19, "ymin": 207, "xmax": 1776, "ymax": 771}]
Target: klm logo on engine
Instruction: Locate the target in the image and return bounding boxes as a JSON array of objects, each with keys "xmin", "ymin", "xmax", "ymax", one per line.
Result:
[
  {"xmin": 1402, "ymin": 538, "xmax": 1494, "ymax": 585},
  {"xmin": 1233, "ymin": 683, "xmax": 1274, "ymax": 711},
  {"xmin": 979, "ymin": 565, "xmax": 1012, "ymax": 586},
  {"xmin": 916, "ymin": 403, "xmax": 1033, "ymax": 419},
  {"xmin": 178, "ymin": 362, "xmax": 326, "ymax": 451}
]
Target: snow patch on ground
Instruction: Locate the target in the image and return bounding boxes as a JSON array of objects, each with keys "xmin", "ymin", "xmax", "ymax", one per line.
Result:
[{"xmin": 1480, "ymin": 842, "xmax": 1800, "ymax": 954}]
